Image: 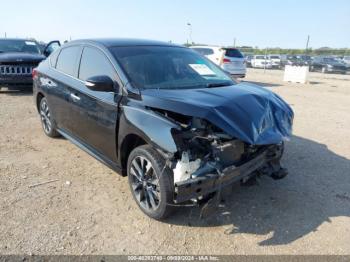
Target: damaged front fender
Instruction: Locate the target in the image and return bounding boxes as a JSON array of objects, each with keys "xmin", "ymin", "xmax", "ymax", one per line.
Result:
[{"xmin": 118, "ymin": 105, "xmax": 181, "ymax": 154}]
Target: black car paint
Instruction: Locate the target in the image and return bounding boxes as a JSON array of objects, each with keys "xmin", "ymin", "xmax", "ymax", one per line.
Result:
[
  {"xmin": 34, "ymin": 40, "xmax": 184, "ymax": 173},
  {"xmin": 34, "ymin": 39, "xmax": 293, "ymax": 199},
  {"xmin": 141, "ymin": 84, "xmax": 293, "ymax": 145}
]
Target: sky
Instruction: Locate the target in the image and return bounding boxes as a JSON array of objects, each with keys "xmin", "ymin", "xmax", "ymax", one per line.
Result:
[{"xmin": 1, "ymin": 0, "xmax": 349, "ymax": 48}]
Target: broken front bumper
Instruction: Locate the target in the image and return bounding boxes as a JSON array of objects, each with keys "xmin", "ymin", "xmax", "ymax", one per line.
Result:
[{"xmin": 174, "ymin": 145, "xmax": 282, "ymax": 203}]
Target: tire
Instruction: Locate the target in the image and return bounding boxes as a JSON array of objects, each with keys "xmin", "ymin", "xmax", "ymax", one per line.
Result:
[
  {"xmin": 127, "ymin": 145, "xmax": 174, "ymax": 220},
  {"xmin": 39, "ymin": 97, "xmax": 60, "ymax": 138}
]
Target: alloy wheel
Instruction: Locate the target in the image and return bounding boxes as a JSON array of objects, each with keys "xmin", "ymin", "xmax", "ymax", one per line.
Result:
[
  {"xmin": 40, "ymin": 100, "xmax": 52, "ymax": 134},
  {"xmin": 129, "ymin": 156, "xmax": 161, "ymax": 211}
]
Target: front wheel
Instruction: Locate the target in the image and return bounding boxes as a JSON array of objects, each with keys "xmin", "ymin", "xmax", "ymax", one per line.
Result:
[{"xmin": 127, "ymin": 145, "xmax": 174, "ymax": 220}]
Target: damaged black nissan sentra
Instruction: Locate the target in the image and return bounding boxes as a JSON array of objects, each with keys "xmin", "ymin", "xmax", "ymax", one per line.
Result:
[{"xmin": 33, "ymin": 39, "xmax": 293, "ymax": 219}]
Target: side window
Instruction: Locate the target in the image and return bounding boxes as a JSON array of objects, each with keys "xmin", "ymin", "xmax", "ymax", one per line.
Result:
[
  {"xmin": 79, "ymin": 47, "xmax": 115, "ymax": 81},
  {"xmin": 56, "ymin": 46, "xmax": 81, "ymax": 76},
  {"xmin": 49, "ymin": 49, "xmax": 60, "ymax": 68}
]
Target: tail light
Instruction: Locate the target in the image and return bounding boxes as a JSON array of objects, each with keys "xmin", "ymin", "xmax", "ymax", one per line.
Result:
[
  {"xmin": 223, "ymin": 58, "xmax": 231, "ymax": 63},
  {"xmin": 32, "ymin": 68, "xmax": 38, "ymax": 79}
]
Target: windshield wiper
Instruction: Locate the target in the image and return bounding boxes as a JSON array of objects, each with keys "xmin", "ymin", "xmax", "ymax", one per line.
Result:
[{"xmin": 206, "ymin": 82, "xmax": 233, "ymax": 88}]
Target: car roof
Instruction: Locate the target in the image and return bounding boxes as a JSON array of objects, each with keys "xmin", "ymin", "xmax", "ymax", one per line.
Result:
[
  {"xmin": 0, "ymin": 38, "xmax": 37, "ymax": 42},
  {"xmin": 66, "ymin": 38, "xmax": 184, "ymax": 48}
]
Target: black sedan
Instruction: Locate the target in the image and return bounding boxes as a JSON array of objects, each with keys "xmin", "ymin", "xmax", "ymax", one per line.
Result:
[
  {"xmin": 33, "ymin": 38, "xmax": 293, "ymax": 219},
  {"xmin": 310, "ymin": 57, "xmax": 347, "ymax": 74}
]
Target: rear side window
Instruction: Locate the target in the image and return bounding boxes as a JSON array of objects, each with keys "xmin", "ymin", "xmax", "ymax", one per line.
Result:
[
  {"xmin": 78, "ymin": 47, "xmax": 116, "ymax": 81},
  {"xmin": 192, "ymin": 48, "xmax": 214, "ymax": 56},
  {"xmin": 56, "ymin": 46, "xmax": 81, "ymax": 77},
  {"xmin": 49, "ymin": 49, "xmax": 60, "ymax": 68},
  {"xmin": 224, "ymin": 49, "xmax": 243, "ymax": 58}
]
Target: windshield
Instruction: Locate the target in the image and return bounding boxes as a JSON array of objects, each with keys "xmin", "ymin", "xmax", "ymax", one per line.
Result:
[
  {"xmin": 111, "ymin": 46, "xmax": 235, "ymax": 90},
  {"xmin": 0, "ymin": 39, "xmax": 41, "ymax": 54}
]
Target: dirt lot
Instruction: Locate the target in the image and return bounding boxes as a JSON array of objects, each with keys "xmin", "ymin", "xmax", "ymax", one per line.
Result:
[{"xmin": 1, "ymin": 69, "xmax": 350, "ymax": 255}]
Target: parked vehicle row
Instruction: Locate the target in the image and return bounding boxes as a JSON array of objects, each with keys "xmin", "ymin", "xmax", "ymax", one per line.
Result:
[
  {"xmin": 251, "ymin": 55, "xmax": 272, "ymax": 69},
  {"xmin": 310, "ymin": 56, "xmax": 348, "ymax": 74},
  {"xmin": 244, "ymin": 52, "xmax": 349, "ymax": 74}
]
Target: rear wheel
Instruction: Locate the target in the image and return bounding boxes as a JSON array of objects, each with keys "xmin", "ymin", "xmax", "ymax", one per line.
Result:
[
  {"xmin": 127, "ymin": 145, "xmax": 174, "ymax": 220},
  {"xmin": 39, "ymin": 97, "xmax": 60, "ymax": 137}
]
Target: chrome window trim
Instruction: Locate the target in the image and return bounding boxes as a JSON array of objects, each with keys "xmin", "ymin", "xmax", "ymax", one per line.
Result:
[{"xmin": 51, "ymin": 43, "xmax": 127, "ymax": 96}]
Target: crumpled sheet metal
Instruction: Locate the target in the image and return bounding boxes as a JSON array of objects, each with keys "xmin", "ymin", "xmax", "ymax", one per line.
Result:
[{"xmin": 141, "ymin": 82, "xmax": 293, "ymax": 145}]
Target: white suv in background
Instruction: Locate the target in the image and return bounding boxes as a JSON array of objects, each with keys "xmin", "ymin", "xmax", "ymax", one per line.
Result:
[
  {"xmin": 268, "ymin": 54, "xmax": 281, "ymax": 69},
  {"xmin": 251, "ymin": 55, "xmax": 272, "ymax": 69},
  {"xmin": 190, "ymin": 45, "xmax": 246, "ymax": 78}
]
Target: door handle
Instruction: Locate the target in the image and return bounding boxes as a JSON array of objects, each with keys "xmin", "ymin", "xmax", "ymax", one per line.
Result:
[{"xmin": 70, "ymin": 93, "xmax": 80, "ymax": 102}]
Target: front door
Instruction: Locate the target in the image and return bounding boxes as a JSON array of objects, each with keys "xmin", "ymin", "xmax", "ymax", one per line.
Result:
[{"xmin": 67, "ymin": 46, "xmax": 122, "ymax": 162}]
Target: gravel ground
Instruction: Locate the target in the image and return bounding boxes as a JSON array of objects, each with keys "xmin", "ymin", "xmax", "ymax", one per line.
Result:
[{"xmin": 0, "ymin": 69, "xmax": 349, "ymax": 255}]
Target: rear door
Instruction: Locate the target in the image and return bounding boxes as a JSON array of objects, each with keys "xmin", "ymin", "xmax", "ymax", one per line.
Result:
[
  {"xmin": 67, "ymin": 45, "xmax": 121, "ymax": 161},
  {"xmin": 45, "ymin": 45, "xmax": 83, "ymax": 132}
]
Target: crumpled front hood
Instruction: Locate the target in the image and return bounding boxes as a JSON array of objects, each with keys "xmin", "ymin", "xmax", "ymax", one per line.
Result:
[
  {"xmin": 141, "ymin": 82, "xmax": 294, "ymax": 145},
  {"xmin": 0, "ymin": 52, "xmax": 45, "ymax": 63}
]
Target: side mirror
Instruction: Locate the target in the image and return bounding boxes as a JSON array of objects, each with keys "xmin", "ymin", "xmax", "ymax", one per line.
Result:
[
  {"xmin": 85, "ymin": 75, "xmax": 116, "ymax": 92},
  {"xmin": 43, "ymin": 40, "xmax": 61, "ymax": 57}
]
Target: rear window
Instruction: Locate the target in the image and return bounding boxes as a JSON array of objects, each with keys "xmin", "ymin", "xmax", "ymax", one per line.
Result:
[
  {"xmin": 224, "ymin": 49, "xmax": 243, "ymax": 58},
  {"xmin": 49, "ymin": 49, "xmax": 60, "ymax": 68},
  {"xmin": 192, "ymin": 48, "xmax": 214, "ymax": 56}
]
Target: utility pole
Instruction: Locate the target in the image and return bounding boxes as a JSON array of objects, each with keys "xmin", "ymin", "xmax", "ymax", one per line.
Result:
[
  {"xmin": 187, "ymin": 23, "xmax": 193, "ymax": 45},
  {"xmin": 264, "ymin": 47, "xmax": 268, "ymax": 74},
  {"xmin": 305, "ymin": 35, "xmax": 310, "ymax": 54},
  {"xmin": 233, "ymin": 38, "xmax": 236, "ymax": 47},
  {"xmin": 4, "ymin": 32, "xmax": 7, "ymax": 38}
]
